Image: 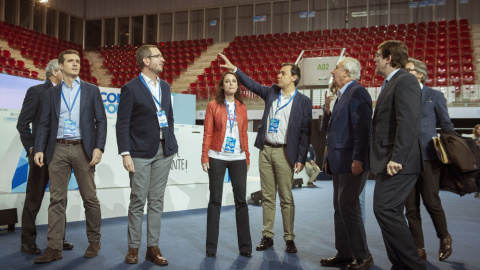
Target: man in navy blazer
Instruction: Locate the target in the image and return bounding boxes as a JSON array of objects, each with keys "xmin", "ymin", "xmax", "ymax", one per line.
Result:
[
  {"xmin": 370, "ymin": 41, "xmax": 426, "ymax": 270},
  {"xmin": 320, "ymin": 57, "xmax": 373, "ymax": 269},
  {"xmin": 220, "ymin": 53, "xmax": 312, "ymax": 254},
  {"xmin": 34, "ymin": 50, "xmax": 106, "ymax": 263},
  {"xmin": 404, "ymin": 58, "xmax": 455, "ymax": 262},
  {"xmin": 116, "ymin": 45, "xmax": 178, "ymax": 266}
]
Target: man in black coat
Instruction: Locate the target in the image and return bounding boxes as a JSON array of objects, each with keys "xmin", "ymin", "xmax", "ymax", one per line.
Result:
[
  {"xmin": 370, "ymin": 40, "xmax": 426, "ymax": 270},
  {"xmin": 16, "ymin": 59, "xmax": 73, "ymax": 254}
]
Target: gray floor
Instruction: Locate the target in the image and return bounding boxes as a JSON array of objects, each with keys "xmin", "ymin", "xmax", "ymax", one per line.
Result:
[{"xmin": 1, "ymin": 180, "xmax": 479, "ymax": 269}]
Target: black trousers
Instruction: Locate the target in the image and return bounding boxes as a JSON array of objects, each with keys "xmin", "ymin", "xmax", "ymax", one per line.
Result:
[
  {"xmin": 21, "ymin": 154, "xmax": 66, "ymax": 245},
  {"xmin": 374, "ymin": 173, "xmax": 426, "ymax": 270},
  {"xmin": 206, "ymin": 157, "xmax": 252, "ymax": 253},
  {"xmin": 332, "ymin": 171, "xmax": 370, "ymax": 260},
  {"xmin": 405, "ymin": 160, "xmax": 449, "ymax": 249}
]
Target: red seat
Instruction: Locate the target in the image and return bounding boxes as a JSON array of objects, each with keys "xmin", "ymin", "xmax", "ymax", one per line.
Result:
[
  {"xmin": 462, "ymin": 63, "xmax": 474, "ymax": 73},
  {"xmin": 461, "ymin": 54, "xmax": 473, "ymax": 63},
  {"xmin": 436, "ymin": 64, "xmax": 447, "ymax": 74},
  {"xmin": 436, "ymin": 74, "xmax": 448, "ymax": 86},
  {"xmin": 449, "ymin": 73, "xmax": 461, "ymax": 86},
  {"xmin": 449, "ymin": 64, "xmax": 460, "ymax": 73},
  {"xmin": 462, "ymin": 72, "xmax": 475, "ymax": 85}
]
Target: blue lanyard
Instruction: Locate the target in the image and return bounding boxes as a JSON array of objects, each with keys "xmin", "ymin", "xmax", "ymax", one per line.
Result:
[
  {"xmin": 224, "ymin": 100, "xmax": 236, "ymax": 134},
  {"xmin": 139, "ymin": 74, "xmax": 162, "ymax": 109},
  {"xmin": 61, "ymin": 86, "xmax": 81, "ymax": 119},
  {"xmin": 275, "ymin": 88, "xmax": 297, "ymax": 116}
]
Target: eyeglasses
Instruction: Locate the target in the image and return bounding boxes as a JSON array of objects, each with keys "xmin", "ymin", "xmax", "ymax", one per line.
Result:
[
  {"xmin": 374, "ymin": 53, "xmax": 381, "ymax": 59},
  {"xmin": 147, "ymin": 54, "xmax": 163, "ymax": 59},
  {"xmin": 404, "ymin": 68, "xmax": 417, "ymax": 72}
]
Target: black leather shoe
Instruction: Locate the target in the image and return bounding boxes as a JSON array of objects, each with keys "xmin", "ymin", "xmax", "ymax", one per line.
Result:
[
  {"xmin": 21, "ymin": 244, "xmax": 41, "ymax": 254},
  {"xmin": 285, "ymin": 240, "xmax": 297, "ymax": 253},
  {"xmin": 62, "ymin": 240, "xmax": 74, "ymax": 250},
  {"xmin": 206, "ymin": 250, "xmax": 216, "ymax": 257},
  {"xmin": 240, "ymin": 250, "xmax": 252, "ymax": 257},
  {"xmin": 256, "ymin": 236, "xmax": 273, "ymax": 251},
  {"xmin": 320, "ymin": 254, "xmax": 354, "ymax": 267},
  {"xmin": 439, "ymin": 234, "xmax": 452, "ymax": 261},
  {"xmin": 417, "ymin": 249, "xmax": 426, "ymax": 261},
  {"xmin": 347, "ymin": 255, "xmax": 374, "ymax": 269}
]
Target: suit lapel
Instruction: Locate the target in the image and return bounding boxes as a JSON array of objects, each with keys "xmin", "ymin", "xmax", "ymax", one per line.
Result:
[
  {"xmin": 288, "ymin": 92, "xmax": 301, "ymax": 131},
  {"xmin": 137, "ymin": 77, "xmax": 158, "ymax": 111},
  {"xmin": 160, "ymin": 80, "xmax": 169, "ymax": 112},
  {"xmin": 79, "ymin": 80, "xmax": 87, "ymax": 116},
  {"xmin": 373, "ymin": 69, "xmax": 403, "ymax": 120},
  {"xmin": 53, "ymin": 84, "xmax": 62, "ymax": 119},
  {"xmin": 422, "ymin": 85, "xmax": 431, "ymax": 104},
  {"xmin": 330, "ymin": 81, "xmax": 356, "ymax": 124}
]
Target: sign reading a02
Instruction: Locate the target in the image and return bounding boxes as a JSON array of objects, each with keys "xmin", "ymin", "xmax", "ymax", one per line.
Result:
[{"xmin": 317, "ymin": 63, "xmax": 329, "ymax": 70}]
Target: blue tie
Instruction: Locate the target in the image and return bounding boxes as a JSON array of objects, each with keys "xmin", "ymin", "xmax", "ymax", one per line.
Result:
[{"xmin": 381, "ymin": 80, "xmax": 389, "ymax": 92}]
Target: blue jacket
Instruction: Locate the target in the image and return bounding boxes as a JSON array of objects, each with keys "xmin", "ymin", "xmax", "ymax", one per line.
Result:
[
  {"xmin": 116, "ymin": 76, "xmax": 178, "ymax": 158},
  {"xmin": 35, "ymin": 80, "xmax": 107, "ymax": 164},
  {"xmin": 421, "ymin": 85, "xmax": 455, "ymax": 160},
  {"xmin": 236, "ymin": 69, "xmax": 312, "ymax": 166},
  {"xmin": 322, "ymin": 81, "xmax": 372, "ymax": 173}
]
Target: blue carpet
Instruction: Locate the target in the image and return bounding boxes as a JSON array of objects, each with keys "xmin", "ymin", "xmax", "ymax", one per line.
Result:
[{"xmin": 1, "ymin": 180, "xmax": 479, "ymax": 269}]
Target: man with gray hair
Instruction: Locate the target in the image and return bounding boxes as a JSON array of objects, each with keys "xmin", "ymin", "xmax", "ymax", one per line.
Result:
[
  {"xmin": 404, "ymin": 58, "xmax": 455, "ymax": 262},
  {"xmin": 320, "ymin": 57, "xmax": 374, "ymax": 269},
  {"xmin": 16, "ymin": 59, "xmax": 74, "ymax": 254}
]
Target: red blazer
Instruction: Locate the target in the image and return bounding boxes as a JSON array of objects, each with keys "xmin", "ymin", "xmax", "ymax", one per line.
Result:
[{"xmin": 201, "ymin": 99, "xmax": 250, "ymax": 165}]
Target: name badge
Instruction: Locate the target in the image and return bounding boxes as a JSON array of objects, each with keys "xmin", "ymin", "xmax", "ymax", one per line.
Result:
[
  {"xmin": 225, "ymin": 137, "xmax": 236, "ymax": 153},
  {"xmin": 157, "ymin": 111, "xmax": 168, "ymax": 128},
  {"xmin": 269, "ymin": 118, "xmax": 280, "ymax": 133},
  {"xmin": 64, "ymin": 119, "xmax": 77, "ymax": 137}
]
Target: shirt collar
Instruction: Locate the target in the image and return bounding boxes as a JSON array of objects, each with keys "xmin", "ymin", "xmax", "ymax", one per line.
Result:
[
  {"xmin": 339, "ymin": 80, "xmax": 354, "ymax": 96},
  {"xmin": 419, "ymin": 82, "xmax": 424, "ymax": 90},
  {"xmin": 140, "ymin": 72, "xmax": 160, "ymax": 85},
  {"xmin": 281, "ymin": 88, "xmax": 296, "ymax": 99},
  {"xmin": 61, "ymin": 77, "xmax": 81, "ymax": 89},
  {"xmin": 385, "ymin": 68, "xmax": 400, "ymax": 82}
]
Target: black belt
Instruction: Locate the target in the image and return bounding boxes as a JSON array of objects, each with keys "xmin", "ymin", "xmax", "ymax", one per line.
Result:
[
  {"xmin": 264, "ymin": 141, "xmax": 287, "ymax": 148},
  {"xmin": 56, "ymin": 139, "xmax": 82, "ymax": 145}
]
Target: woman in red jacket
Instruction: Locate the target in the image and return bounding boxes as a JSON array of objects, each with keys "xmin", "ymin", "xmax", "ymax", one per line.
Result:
[{"xmin": 201, "ymin": 71, "xmax": 252, "ymax": 257}]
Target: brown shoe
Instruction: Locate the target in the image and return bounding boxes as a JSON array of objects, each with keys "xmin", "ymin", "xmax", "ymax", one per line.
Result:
[
  {"xmin": 125, "ymin": 248, "xmax": 139, "ymax": 264},
  {"xmin": 146, "ymin": 246, "xmax": 168, "ymax": 266},
  {"xmin": 34, "ymin": 247, "xmax": 62, "ymax": 263},
  {"xmin": 62, "ymin": 240, "xmax": 74, "ymax": 250},
  {"xmin": 417, "ymin": 248, "xmax": 426, "ymax": 261},
  {"xmin": 439, "ymin": 234, "xmax": 452, "ymax": 261},
  {"xmin": 84, "ymin": 242, "xmax": 101, "ymax": 258},
  {"xmin": 307, "ymin": 182, "xmax": 317, "ymax": 188}
]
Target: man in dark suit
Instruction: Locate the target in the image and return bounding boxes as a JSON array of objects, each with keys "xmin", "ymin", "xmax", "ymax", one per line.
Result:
[
  {"xmin": 116, "ymin": 45, "xmax": 178, "ymax": 266},
  {"xmin": 370, "ymin": 40, "xmax": 426, "ymax": 269},
  {"xmin": 404, "ymin": 58, "xmax": 454, "ymax": 262},
  {"xmin": 320, "ymin": 57, "xmax": 373, "ymax": 269},
  {"xmin": 16, "ymin": 59, "xmax": 74, "ymax": 254},
  {"xmin": 219, "ymin": 53, "xmax": 312, "ymax": 254},
  {"xmin": 33, "ymin": 50, "xmax": 107, "ymax": 263}
]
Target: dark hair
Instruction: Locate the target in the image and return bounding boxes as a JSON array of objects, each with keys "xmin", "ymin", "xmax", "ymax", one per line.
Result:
[
  {"xmin": 282, "ymin": 63, "xmax": 301, "ymax": 86},
  {"xmin": 214, "ymin": 71, "xmax": 244, "ymax": 104},
  {"xmin": 136, "ymin": 45, "xmax": 158, "ymax": 70},
  {"xmin": 378, "ymin": 40, "xmax": 409, "ymax": 69},
  {"xmin": 58, "ymin": 50, "xmax": 80, "ymax": 64}
]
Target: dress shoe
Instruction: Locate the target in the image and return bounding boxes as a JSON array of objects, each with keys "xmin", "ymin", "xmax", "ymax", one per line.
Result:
[
  {"xmin": 285, "ymin": 240, "xmax": 297, "ymax": 253},
  {"xmin": 125, "ymin": 248, "xmax": 139, "ymax": 264},
  {"xmin": 320, "ymin": 254, "xmax": 354, "ymax": 267},
  {"xmin": 146, "ymin": 246, "xmax": 168, "ymax": 266},
  {"xmin": 307, "ymin": 182, "xmax": 317, "ymax": 187},
  {"xmin": 84, "ymin": 242, "xmax": 101, "ymax": 258},
  {"xmin": 34, "ymin": 247, "xmax": 62, "ymax": 263},
  {"xmin": 62, "ymin": 240, "xmax": 74, "ymax": 250},
  {"xmin": 417, "ymin": 248, "xmax": 426, "ymax": 261},
  {"xmin": 206, "ymin": 250, "xmax": 216, "ymax": 257},
  {"xmin": 256, "ymin": 236, "xmax": 274, "ymax": 251},
  {"xmin": 347, "ymin": 255, "xmax": 374, "ymax": 269},
  {"xmin": 439, "ymin": 234, "xmax": 452, "ymax": 261},
  {"xmin": 21, "ymin": 243, "xmax": 41, "ymax": 254},
  {"xmin": 240, "ymin": 250, "xmax": 252, "ymax": 257}
]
